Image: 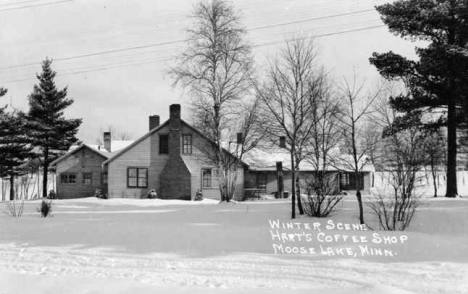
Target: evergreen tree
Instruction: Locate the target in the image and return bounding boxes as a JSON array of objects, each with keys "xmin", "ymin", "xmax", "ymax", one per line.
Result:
[
  {"xmin": 370, "ymin": 0, "xmax": 468, "ymax": 197},
  {"xmin": 0, "ymin": 88, "xmax": 33, "ymax": 200},
  {"xmin": 27, "ymin": 58, "xmax": 82, "ymax": 198}
]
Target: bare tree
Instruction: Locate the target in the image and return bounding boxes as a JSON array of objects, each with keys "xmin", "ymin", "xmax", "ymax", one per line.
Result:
[
  {"xmin": 337, "ymin": 75, "xmax": 381, "ymax": 225},
  {"xmin": 302, "ymin": 84, "xmax": 344, "ymax": 217},
  {"xmin": 255, "ymin": 37, "xmax": 331, "ymax": 218},
  {"xmin": 369, "ymin": 99, "xmax": 426, "ymax": 231},
  {"xmin": 170, "ymin": 0, "xmax": 255, "ymax": 202},
  {"xmin": 423, "ymin": 130, "xmax": 446, "ymax": 197}
]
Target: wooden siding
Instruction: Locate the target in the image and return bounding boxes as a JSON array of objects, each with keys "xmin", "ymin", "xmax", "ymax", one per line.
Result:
[
  {"xmin": 108, "ymin": 124, "xmax": 169, "ymax": 198},
  {"xmin": 107, "ymin": 123, "xmax": 245, "ymax": 200},
  {"xmin": 55, "ymin": 148, "xmax": 105, "ymax": 199}
]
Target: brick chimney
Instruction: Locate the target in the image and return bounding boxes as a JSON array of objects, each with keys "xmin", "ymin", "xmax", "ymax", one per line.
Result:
[
  {"xmin": 149, "ymin": 115, "xmax": 160, "ymax": 131},
  {"xmin": 160, "ymin": 104, "xmax": 191, "ymax": 199},
  {"xmin": 168, "ymin": 104, "xmax": 181, "ymax": 156},
  {"xmin": 103, "ymin": 132, "xmax": 111, "ymax": 152}
]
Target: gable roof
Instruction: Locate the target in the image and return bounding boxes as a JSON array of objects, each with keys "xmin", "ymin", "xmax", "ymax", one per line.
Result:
[
  {"xmin": 102, "ymin": 119, "xmax": 248, "ymax": 168},
  {"xmin": 102, "ymin": 120, "xmax": 169, "ymax": 166},
  {"xmin": 50, "ymin": 143, "xmax": 111, "ymax": 167},
  {"xmin": 243, "ymin": 147, "xmax": 375, "ymax": 172}
]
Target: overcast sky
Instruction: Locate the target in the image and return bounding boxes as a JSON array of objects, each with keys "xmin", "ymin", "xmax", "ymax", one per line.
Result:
[{"xmin": 0, "ymin": 0, "xmax": 418, "ymax": 143}]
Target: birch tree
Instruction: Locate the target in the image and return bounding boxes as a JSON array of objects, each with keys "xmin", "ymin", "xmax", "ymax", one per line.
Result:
[{"xmin": 170, "ymin": 0, "xmax": 255, "ymax": 202}]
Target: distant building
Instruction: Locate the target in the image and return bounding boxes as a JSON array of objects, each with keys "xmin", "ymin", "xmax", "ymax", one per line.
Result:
[{"xmin": 243, "ymin": 148, "xmax": 375, "ymax": 196}]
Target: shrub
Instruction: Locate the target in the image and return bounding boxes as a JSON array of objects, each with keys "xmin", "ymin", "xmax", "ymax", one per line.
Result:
[
  {"xmin": 48, "ymin": 190, "xmax": 57, "ymax": 199},
  {"xmin": 147, "ymin": 189, "xmax": 157, "ymax": 199},
  {"xmin": 37, "ymin": 200, "xmax": 52, "ymax": 217},
  {"xmin": 5, "ymin": 200, "xmax": 24, "ymax": 218},
  {"xmin": 302, "ymin": 172, "xmax": 343, "ymax": 218},
  {"xmin": 194, "ymin": 189, "xmax": 203, "ymax": 201},
  {"xmin": 368, "ymin": 190, "xmax": 420, "ymax": 231}
]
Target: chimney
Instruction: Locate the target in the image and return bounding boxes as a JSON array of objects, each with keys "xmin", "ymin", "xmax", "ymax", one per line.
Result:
[
  {"xmin": 160, "ymin": 104, "xmax": 191, "ymax": 200},
  {"xmin": 169, "ymin": 104, "xmax": 181, "ymax": 156},
  {"xmin": 103, "ymin": 132, "xmax": 111, "ymax": 152},
  {"xmin": 149, "ymin": 115, "xmax": 160, "ymax": 131}
]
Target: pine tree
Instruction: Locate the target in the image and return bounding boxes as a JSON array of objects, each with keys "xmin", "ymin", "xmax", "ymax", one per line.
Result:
[
  {"xmin": 27, "ymin": 58, "xmax": 82, "ymax": 198},
  {"xmin": 0, "ymin": 89, "xmax": 33, "ymax": 200},
  {"xmin": 370, "ymin": 0, "xmax": 468, "ymax": 197}
]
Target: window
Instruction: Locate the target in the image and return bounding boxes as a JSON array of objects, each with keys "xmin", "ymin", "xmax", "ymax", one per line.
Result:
[
  {"xmin": 127, "ymin": 167, "xmax": 148, "ymax": 188},
  {"xmin": 159, "ymin": 134, "xmax": 169, "ymax": 154},
  {"xmin": 82, "ymin": 173, "xmax": 92, "ymax": 185},
  {"xmin": 182, "ymin": 134, "xmax": 192, "ymax": 154},
  {"xmin": 60, "ymin": 173, "xmax": 76, "ymax": 184},
  {"xmin": 102, "ymin": 172, "xmax": 108, "ymax": 184},
  {"xmin": 256, "ymin": 173, "xmax": 267, "ymax": 190},
  {"xmin": 340, "ymin": 172, "xmax": 364, "ymax": 190},
  {"xmin": 202, "ymin": 168, "xmax": 219, "ymax": 188}
]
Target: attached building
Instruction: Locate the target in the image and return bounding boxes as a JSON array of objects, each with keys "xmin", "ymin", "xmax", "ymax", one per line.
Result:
[{"xmin": 50, "ymin": 136, "xmax": 133, "ymax": 199}]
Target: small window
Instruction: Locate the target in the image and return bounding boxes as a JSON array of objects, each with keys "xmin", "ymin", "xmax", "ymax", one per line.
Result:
[
  {"xmin": 127, "ymin": 167, "xmax": 148, "ymax": 188},
  {"xmin": 82, "ymin": 173, "xmax": 92, "ymax": 185},
  {"xmin": 202, "ymin": 168, "xmax": 219, "ymax": 188},
  {"xmin": 102, "ymin": 172, "xmax": 108, "ymax": 184},
  {"xmin": 159, "ymin": 134, "xmax": 169, "ymax": 154},
  {"xmin": 60, "ymin": 173, "xmax": 76, "ymax": 184},
  {"xmin": 182, "ymin": 134, "xmax": 192, "ymax": 154}
]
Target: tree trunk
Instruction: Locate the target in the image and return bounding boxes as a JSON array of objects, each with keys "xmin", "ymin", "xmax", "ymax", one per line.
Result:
[
  {"xmin": 276, "ymin": 162, "xmax": 284, "ymax": 199},
  {"xmin": 42, "ymin": 148, "xmax": 49, "ymax": 199},
  {"xmin": 431, "ymin": 165, "xmax": 438, "ymax": 198},
  {"xmin": 355, "ymin": 172, "xmax": 364, "ymax": 224},
  {"xmin": 291, "ymin": 152, "xmax": 296, "ymax": 219},
  {"xmin": 296, "ymin": 172, "xmax": 304, "ymax": 215},
  {"xmin": 446, "ymin": 98, "xmax": 458, "ymax": 197},
  {"xmin": 9, "ymin": 168, "xmax": 15, "ymax": 201}
]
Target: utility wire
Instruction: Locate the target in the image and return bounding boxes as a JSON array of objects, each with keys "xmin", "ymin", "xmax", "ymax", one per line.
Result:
[
  {"xmin": 0, "ymin": 0, "xmax": 49, "ymax": 7},
  {"xmin": 0, "ymin": 24, "xmax": 386, "ymax": 84},
  {"xmin": 249, "ymin": 9, "xmax": 375, "ymax": 31},
  {"xmin": 0, "ymin": 0, "xmax": 73, "ymax": 12},
  {"xmin": 0, "ymin": 8, "xmax": 378, "ymax": 70}
]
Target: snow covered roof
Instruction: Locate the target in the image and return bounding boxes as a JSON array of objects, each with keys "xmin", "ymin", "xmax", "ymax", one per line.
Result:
[
  {"xmin": 111, "ymin": 140, "xmax": 134, "ymax": 152},
  {"xmin": 243, "ymin": 147, "xmax": 375, "ymax": 172},
  {"xmin": 50, "ymin": 143, "xmax": 112, "ymax": 166}
]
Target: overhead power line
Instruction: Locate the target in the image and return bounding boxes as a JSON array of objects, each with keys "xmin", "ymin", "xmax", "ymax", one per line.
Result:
[
  {"xmin": 249, "ymin": 9, "xmax": 375, "ymax": 31},
  {"xmin": 0, "ymin": 0, "xmax": 49, "ymax": 7},
  {"xmin": 0, "ymin": 0, "xmax": 73, "ymax": 12},
  {"xmin": 0, "ymin": 24, "xmax": 386, "ymax": 84},
  {"xmin": 0, "ymin": 8, "xmax": 378, "ymax": 70}
]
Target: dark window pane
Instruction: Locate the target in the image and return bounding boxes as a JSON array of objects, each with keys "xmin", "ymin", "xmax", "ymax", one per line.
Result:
[
  {"xmin": 128, "ymin": 168, "xmax": 137, "ymax": 177},
  {"xmin": 82, "ymin": 173, "xmax": 92, "ymax": 185},
  {"xmin": 138, "ymin": 178, "xmax": 147, "ymax": 187},
  {"xmin": 160, "ymin": 135, "xmax": 169, "ymax": 154},
  {"xmin": 138, "ymin": 168, "xmax": 146, "ymax": 178},
  {"xmin": 182, "ymin": 134, "xmax": 192, "ymax": 154},
  {"xmin": 128, "ymin": 178, "xmax": 137, "ymax": 187},
  {"xmin": 202, "ymin": 169, "xmax": 212, "ymax": 188},
  {"xmin": 69, "ymin": 174, "xmax": 76, "ymax": 184}
]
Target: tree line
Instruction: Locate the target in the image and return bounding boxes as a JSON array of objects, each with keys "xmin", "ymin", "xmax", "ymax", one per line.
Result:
[
  {"xmin": 0, "ymin": 59, "xmax": 82, "ymax": 201},
  {"xmin": 169, "ymin": 0, "xmax": 466, "ymax": 223}
]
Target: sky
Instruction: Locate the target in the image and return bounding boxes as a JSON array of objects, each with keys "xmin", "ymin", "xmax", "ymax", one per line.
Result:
[{"xmin": 0, "ymin": 0, "xmax": 419, "ymax": 144}]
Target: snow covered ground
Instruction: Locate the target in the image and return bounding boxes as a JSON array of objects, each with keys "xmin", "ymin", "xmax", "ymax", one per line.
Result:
[{"xmin": 0, "ymin": 197, "xmax": 467, "ymax": 293}]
